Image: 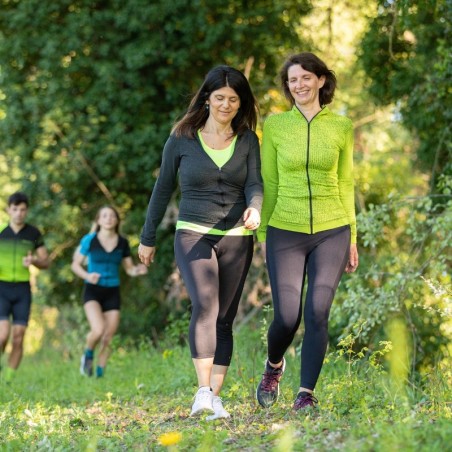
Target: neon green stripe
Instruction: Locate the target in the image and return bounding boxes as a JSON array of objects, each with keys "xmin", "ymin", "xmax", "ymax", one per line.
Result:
[
  {"xmin": 0, "ymin": 239, "xmax": 32, "ymax": 281},
  {"xmin": 176, "ymin": 221, "xmax": 252, "ymax": 236}
]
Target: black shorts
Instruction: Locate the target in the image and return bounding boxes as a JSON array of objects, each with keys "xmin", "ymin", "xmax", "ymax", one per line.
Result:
[
  {"xmin": 0, "ymin": 281, "xmax": 32, "ymax": 326},
  {"xmin": 83, "ymin": 283, "xmax": 121, "ymax": 312}
]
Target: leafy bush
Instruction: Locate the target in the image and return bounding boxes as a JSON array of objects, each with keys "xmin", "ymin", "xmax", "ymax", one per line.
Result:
[{"xmin": 331, "ymin": 189, "xmax": 452, "ymax": 375}]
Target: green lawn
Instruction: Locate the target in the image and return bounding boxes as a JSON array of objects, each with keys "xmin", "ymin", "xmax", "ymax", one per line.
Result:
[{"xmin": 0, "ymin": 315, "xmax": 451, "ymax": 451}]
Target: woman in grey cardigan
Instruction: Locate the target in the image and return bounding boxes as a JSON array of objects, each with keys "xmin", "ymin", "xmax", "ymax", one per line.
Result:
[{"xmin": 139, "ymin": 66, "xmax": 262, "ymax": 420}]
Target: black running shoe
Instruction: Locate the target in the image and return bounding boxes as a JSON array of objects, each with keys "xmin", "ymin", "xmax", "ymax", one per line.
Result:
[
  {"xmin": 256, "ymin": 358, "xmax": 286, "ymax": 408},
  {"xmin": 293, "ymin": 392, "xmax": 318, "ymax": 411}
]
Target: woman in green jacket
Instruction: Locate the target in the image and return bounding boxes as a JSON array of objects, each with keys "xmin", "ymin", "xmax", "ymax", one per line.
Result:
[{"xmin": 256, "ymin": 52, "xmax": 359, "ymax": 411}]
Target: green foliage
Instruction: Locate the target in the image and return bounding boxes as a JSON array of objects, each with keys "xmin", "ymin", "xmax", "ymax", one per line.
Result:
[
  {"xmin": 359, "ymin": 0, "xmax": 452, "ymax": 178},
  {"xmin": 259, "ymin": 304, "xmax": 272, "ymax": 348},
  {"xmin": 332, "ymin": 188, "xmax": 452, "ymax": 373},
  {"xmin": 0, "ymin": 0, "xmax": 310, "ymax": 332},
  {"xmin": 160, "ymin": 309, "xmax": 191, "ymax": 348}
]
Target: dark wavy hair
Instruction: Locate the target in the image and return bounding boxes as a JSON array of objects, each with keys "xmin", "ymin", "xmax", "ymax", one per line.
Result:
[
  {"xmin": 172, "ymin": 65, "xmax": 258, "ymax": 138},
  {"xmin": 8, "ymin": 192, "xmax": 29, "ymax": 207},
  {"xmin": 280, "ymin": 52, "xmax": 337, "ymax": 106}
]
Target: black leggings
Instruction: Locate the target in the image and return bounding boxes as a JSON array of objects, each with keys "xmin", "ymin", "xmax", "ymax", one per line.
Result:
[
  {"xmin": 266, "ymin": 225, "xmax": 350, "ymax": 390},
  {"xmin": 174, "ymin": 230, "xmax": 254, "ymax": 366}
]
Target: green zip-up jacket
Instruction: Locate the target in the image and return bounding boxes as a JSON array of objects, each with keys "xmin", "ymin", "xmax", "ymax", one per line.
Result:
[{"xmin": 257, "ymin": 106, "xmax": 357, "ymax": 244}]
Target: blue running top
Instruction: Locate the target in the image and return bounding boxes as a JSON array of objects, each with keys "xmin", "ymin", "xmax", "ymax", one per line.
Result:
[{"xmin": 79, "ymin": 232, "xmax": 131, "ymax": 287}]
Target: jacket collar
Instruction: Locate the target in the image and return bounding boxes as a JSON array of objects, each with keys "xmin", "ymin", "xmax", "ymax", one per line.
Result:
[{"xmin": 291, "ymin": 105, "xmax": 330, "ymax": 121}]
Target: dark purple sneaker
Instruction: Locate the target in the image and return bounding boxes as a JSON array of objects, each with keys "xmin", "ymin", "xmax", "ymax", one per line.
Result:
[
  {"xmin": 256, "ymin": 358, "xmax": 286, "ymax": 408},
  {"xmin": 293, "ymin": 392, "xmax": 318, "ymax": 411}
]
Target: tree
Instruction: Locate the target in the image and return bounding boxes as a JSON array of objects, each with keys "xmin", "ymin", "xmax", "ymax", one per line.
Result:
[
  {"xmin": 333, "ymin": 0, "xmax": 452, "ymax": 372},
  {"xmin": 359, "ymin": 0, "xmax": 451, "ymax": 185},
  {"xmin": 0, "ymin": 0, "xmax": 311, "ymax": 337}
]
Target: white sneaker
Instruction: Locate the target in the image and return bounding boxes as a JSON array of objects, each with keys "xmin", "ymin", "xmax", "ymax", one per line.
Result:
[
  {"xmin": 206, "ymin": 396, "xmax": 230, "ymax": 420},
  {"xmin": 190, "ymin": 387, "xmax": 214, "ymax": 416}
]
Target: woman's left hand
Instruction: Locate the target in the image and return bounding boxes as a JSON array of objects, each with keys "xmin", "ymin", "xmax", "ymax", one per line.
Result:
[
  {"xmin": 243, "ymin": 207, "xmax": 261, "ymax": 230},
  {"xmin": 345, "ymin": 243, "xmax": 359, "ymax": 273}
]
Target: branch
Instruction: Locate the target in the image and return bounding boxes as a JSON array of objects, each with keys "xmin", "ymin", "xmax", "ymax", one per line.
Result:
[
  {"xmin": 244, "ymin": 56, "xmax": 254, "ymax": 79},
  {"xmin": 75, "ymin": 150, "xmax": 116, "ymax": 205},
  {"xmin": 48, "ymin": 119, "xmax": 116, "ymax": 206},
  {"xmin": 48, "ymin": 238, "xmax": 78, "ymax": 261},
  {"xmin": 429, "ymin": 126, "xmax": 449, "ymax": 193},
  {"xmin": 388, "ymin": 0, "xmax": 398, "ymax": 60},
  {"xmin": 353, "ymin": 110, "xmax": 389, "ymax": 129}
]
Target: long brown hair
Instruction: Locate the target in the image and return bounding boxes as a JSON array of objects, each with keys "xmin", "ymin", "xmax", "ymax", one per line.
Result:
[
  {"xmin": 91, "ymin": 205, "xmax": 121, "ymax": 234},
  {"xmin": 172, "ymin": 65, "xmax": 258, "ymax": 138}
]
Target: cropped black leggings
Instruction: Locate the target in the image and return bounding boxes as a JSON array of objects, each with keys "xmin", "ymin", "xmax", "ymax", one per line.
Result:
[
  {"xmin": 174, "ymin": 230, "xmax": 254, "ymax": 366},
  {"xmin": 266, "ymin": 225, "xmax": 350, "ymax": 390}
]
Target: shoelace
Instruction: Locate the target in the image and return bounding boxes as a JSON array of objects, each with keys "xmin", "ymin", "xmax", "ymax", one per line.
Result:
[
  {"xmin": 293, "ymin": 393, "xmax": 319, "ymax": 410},
  {"xmin": 212, "ymin": 398, "xmax": 228, "ymax": 414},
  {"xmin": 195, "ymin": 390, "xmax": 212, "ymax": 401},
  {"xmin": 260, "ymin": 368, "xmax": 282, "ymax": 391}
]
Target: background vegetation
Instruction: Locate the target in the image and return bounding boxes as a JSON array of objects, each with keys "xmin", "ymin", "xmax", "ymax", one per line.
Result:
[{"xmin": 0, "ymin": 0, "xmax": 450, "ymax": 449}]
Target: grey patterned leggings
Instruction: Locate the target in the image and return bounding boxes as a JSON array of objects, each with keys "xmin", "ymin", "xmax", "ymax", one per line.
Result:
[{"xmin": 175, "ymin": 229, "xmax": 254, "ymax": 366}]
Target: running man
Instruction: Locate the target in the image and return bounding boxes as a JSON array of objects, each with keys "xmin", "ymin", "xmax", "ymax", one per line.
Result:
[{"xmin": 0, "ymin": 192, "xmax": 50, "ymax": 382}]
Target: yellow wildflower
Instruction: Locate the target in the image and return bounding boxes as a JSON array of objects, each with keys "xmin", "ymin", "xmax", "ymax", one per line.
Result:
[{"xmin": 158, "ymin": 431, "xmax": 182, "ymax": 447}]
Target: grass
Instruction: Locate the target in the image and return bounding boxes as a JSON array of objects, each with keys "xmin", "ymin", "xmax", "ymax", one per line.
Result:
[{"xmin": 0, "ymin": 306, "xmax": 451, "ymax": 451}]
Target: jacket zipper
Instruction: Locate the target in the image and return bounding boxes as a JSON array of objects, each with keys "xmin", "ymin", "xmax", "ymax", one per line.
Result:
[
  {"xmin": 13, "ymin": 238, "xmax": 17, "ymax": 281},
  {"xmin": 306, "ymin": 121, "xmax": 313, "ymax": 234},
  {"xmin": 300, "ymin": 108, "xmax": 324, "ymax": 235}
]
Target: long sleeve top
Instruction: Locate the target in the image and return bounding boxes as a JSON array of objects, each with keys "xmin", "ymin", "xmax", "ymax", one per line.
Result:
[
  {"xmin": 141, "ymin": 129, "xmax": 263, "ymax": 246},
  {"xmin": 257, "ymin": 106, "xmax": 357, "ymax": 243}
]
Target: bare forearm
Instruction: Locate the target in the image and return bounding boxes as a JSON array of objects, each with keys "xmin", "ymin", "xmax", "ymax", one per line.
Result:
[
  {"xmin": 124, "ymin": 262, "xmax": 148, "ymax": 277},
  {"xmin": 32, "ymin": 256, "xmax": 50, "ymax": 269},
  {"xmin": 71, "ymin": 262, "xmax": 90, "ymax": 280}
]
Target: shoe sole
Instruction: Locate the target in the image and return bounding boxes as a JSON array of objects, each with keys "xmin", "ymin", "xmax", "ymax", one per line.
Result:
[
  {"xmin": 206, "ymin": 412, "xmax": 230, "ymax": 421},
  {"xmin": 190, "ymin": 407, "xmax": 215, "ymax": 416}
]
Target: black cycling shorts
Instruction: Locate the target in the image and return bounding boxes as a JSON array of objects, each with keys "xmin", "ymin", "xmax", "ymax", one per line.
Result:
[
  {"xmin": 0, "ymin": 281, "xmax": 32, "ymax": 326},
  {"xmin": 83, "ymin": 283, "xmax": 121, "ymax": 312}
]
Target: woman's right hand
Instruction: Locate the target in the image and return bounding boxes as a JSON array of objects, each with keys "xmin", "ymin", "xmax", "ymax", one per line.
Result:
[
  {"xmin": 87, "ymin": 272, "xmax": 101, "ymax": 284},
  {"xmin": 138, "ymin": 243, "xmax": 156, "ymax": 267}
]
